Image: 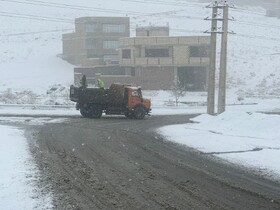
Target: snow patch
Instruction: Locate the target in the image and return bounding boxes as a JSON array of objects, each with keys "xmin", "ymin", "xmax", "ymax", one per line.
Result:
[
  {"xmin": 158, "ymin": 111, "xmax": 280, "ymax": 179},
  {"xmin": 0, "ymin": 125, "xmax": 53, "ymax": 209}
]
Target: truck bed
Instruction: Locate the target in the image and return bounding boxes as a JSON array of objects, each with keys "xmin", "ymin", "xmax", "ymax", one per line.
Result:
[{"xmin": 70, "ymin": 86, "xmax": 125, "ymax": 105}]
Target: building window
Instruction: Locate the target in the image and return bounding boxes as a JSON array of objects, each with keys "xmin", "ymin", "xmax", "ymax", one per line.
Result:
[
  {"xmin": 131, "ymin": 67, "xmax": 135, "ymax": 76},
  {"xmin": 122, "ymin": 49, "xmax": 131, "ymax": 59},
  {"xmin": 103, "ymin": 40, "xmax": 119, "ymax": 49},
  {"xmin": 85, "ymin": 23, "xmax": 97, "ymax": 32},
  {"xmin": 145, "ymin": 48, "xmax": 169, "ymax": 57},
  {"xmin": 189, "ymin": 45, "xmax": 210, "ymax": 57},
  {"xmin": 101, "ymin": 68, "xmax": 125, "ymax": 75},
  {"xmin": 103, "ymin": 55, "xmax": 119, "ymax": 64},
  {"xmin": 103, "ymin": 24, "xmax": 125, "ymax": 33},
  {"xmin": 87, "ymin": 49, "xmax": 97, "ymax": 58},
  {"xmin": 85, "ymin": 39, "xmax": 96, "ymax": 49}
]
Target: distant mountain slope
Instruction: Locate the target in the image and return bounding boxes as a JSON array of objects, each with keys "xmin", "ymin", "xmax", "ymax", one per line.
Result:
[{"xmin": 0, "ymin": 0, "xmax": 279, "ymax": 97}]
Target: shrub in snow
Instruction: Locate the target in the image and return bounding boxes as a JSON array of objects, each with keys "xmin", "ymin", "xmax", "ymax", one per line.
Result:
[
  {"xmin": 237, "ymin": 96, "xmax": 244, "ymax": 101},
  {"xmin": 44, "ymin": 84, "xmax": 73, "ymax": 105},
  {"xmin": 169, "ymin": 79, "xmax": 186, "ymax": 106},
  {"xmin": 0, "ymin": 85, "xmax": 73, "ymax": 105},
  {"xmin": 17, "ymin": 91, "xmax": 38, "ymax": 104},
  {"xmin": 0, "ymin": 89, "xmax": 16, "ymax": 104},
  {"xmin": 0, "ymin": 89, "xmax": 38, "ymax": 104},
  {"xmin": 236, "ymin": 89, "xmax": 245, "ymax": 101}
]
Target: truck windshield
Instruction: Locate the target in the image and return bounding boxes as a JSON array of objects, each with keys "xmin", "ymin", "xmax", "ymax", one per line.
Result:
[
  {"xmin": 131, "ymin": 89, "xmax": 142, "ymax": 98},
  {"xmin": 137, "ymin": 89, "xmax": 142, "ymax": 98}
]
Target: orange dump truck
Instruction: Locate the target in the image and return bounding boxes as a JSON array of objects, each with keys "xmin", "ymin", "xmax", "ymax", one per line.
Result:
[{"xmin": 70, "ymin": 83, "xmax": 151, "ymax": 119}]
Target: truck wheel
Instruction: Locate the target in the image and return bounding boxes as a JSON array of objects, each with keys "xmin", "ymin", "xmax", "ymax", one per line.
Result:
[
  {"xmin": 133, "ymin": 107, "xmax": 146, "ymax": 120},
  {"xmin": 90, "ymin": 107, "xmax": 102, "ymax": 119},
  {"xmin": 80, "ymin": 108, "xmax": 90, "ymax": 118},
  {"xmin": 125, "ymin": 112, "xmax": 134, "ymax": 119}
]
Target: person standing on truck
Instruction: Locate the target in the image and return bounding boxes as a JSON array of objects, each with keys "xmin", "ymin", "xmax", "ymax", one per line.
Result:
[
  {"xmin": 97, "ymin": 79, "xmax": 105, "ymax": 89},
  {"xmin": 80, "ymin": 75, "xmax": 88, "ymax": 88}
]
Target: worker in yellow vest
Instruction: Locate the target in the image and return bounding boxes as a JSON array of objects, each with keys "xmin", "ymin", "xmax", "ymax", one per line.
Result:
[{"xmin": 97, "ymin": 79, "xmax": 105, "ymax": 89}]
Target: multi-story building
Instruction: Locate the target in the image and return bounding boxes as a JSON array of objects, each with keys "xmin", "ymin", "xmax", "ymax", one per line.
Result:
[
  {"xmin": 62, "ymin": 17, "xmax": 130, "ymax": 66},
  {"xmin": 74, "ymin": 26, "xmax": 210, "ymax": 91},
  {"xmin": 118, "ymin": 28, "xmax": 210, "ymax": 90}
]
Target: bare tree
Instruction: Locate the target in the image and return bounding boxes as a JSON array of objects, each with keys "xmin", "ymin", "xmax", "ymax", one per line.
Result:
[{"xmin": 170, "ymin": 78, "xmax": 186, "ymax": 106}]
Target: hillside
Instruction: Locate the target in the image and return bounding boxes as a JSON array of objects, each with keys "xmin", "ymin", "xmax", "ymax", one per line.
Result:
[{"xmin": 0, "ymin": 0, "xmax": 279, "ymax": 98}]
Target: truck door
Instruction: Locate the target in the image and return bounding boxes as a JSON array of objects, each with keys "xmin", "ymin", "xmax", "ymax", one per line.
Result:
[
  {"xmin": 127, "ymin": 88, "xmax": 144, "ymax": 110},
  {"xmin": 130, "ymin": 90, "xmax": 142, "ymax": 106}
]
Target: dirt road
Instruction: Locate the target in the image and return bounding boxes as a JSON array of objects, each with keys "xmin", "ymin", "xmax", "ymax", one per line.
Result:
[{"xmin": 28, "ymin": 115, "xmax": 280, "ymax": 209}]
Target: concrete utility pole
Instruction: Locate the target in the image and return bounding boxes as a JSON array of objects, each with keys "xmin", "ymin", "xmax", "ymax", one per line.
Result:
[
  {"xmin": 206, "ymin": 1, "xmax": 232, "ymax": 115},
  {"xmin": 218, "ymin": 3, "xmax": 229, "ymax": 114},
  {"xmin": 207, "ymin": 3, "xmax": 218, "ymax": 115}
]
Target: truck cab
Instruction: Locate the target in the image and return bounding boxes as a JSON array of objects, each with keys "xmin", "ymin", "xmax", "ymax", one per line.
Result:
[{"xmin": 125, "ymin": 87, "xmax": 151, "ymax": 119}]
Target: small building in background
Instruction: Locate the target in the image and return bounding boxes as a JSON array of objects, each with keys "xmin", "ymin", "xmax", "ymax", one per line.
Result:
[
  {"xmin": 265, "ymin": 0, "xmax": 280, "ymax": 18},
  {"xmin": 62, "ymin": 17, "xmax": 130, "ymax": 66}
]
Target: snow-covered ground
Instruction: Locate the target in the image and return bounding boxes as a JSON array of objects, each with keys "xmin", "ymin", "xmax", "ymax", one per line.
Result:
[
  {"xmin": 158, "ymin": 111, "xmax": 280, "ymax": 180},
  {"xmin": 0, "ymin": 0, "xmax": 280, "ymax": 207},
  {"xmin": 0, "ymin": 123, "xmax": 54, "ymax": 210}
]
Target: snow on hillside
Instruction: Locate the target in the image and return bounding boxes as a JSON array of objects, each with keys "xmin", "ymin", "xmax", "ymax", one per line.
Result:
[{"xmin": 0, "ymin": 0, "xmax": 279, "ymax": 98}]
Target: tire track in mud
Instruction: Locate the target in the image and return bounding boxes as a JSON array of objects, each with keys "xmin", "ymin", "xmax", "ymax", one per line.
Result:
[
  {"xmin": 41, "ymin": 128, "xmax": 137, "ymax": 209},
  {"xmin": 43, "ymin": 130, "xmax": 103, "ymax": 209},
  {"xmin": 32, "ymin": 115, "xmax": 280, "ymax": 209},
  {"xmin": 115, "ymin": 128, "xmax": 278, "ymax": 209},
  {"xmin": 81, "ymin": 128, "xmax": 209, "ymax": 209}
]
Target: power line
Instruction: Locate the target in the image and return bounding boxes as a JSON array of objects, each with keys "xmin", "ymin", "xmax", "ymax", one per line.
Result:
[
  {"xmin": 232, "ymin": 7, "xmax": 265, "ymax": 16},
  {"xmin": 120, "ymin": 0, "xmax": 206, "ymax": 8},
  {"xmin": 126, "ymin": 2, "xmax": 280, "ymax": 31},
  {"xmin": 235, "ymin": 33, "xmax": 280, "ymax": 42},
  {"xmin": 153, "ymin": 26, "xmax": 280, "ymax": 42},
  {"xmin": 122, "ymin": 0, "xmax": 280, "ymax": 30},
  {"xmin": 0, "ymin": 11, "xmax": 73, "ymax": 23},
  {"xmin": 0, "ymin": 12, "xmax": 206, "ymax": 35},
  {"xmin": 1, "ymin": 0, "xmax": 205, "ymax": 20},
  {"xmin": 26, "ymin": 0, "xmax": 145, "ymax": 15},
  {"xmin": 1, "ymin": 1, "xmax": 279, "ymax": 42},
  {"xmin": 132, "ymin": 9, "xmax": 203, "ymax": 20},
  {"xmin": 234, "ymin": 20, "xmax": 280, "ymax": 30},
  {"xmin": 169, "ymin": 28, "xmax": 204, "ymax": 34},
  {"xmin": 133, "ymin": 13, "xmax": 280, "ymax": 31},
  {"xmin": 2, "ymin": 28, "xmax": 73, "ymax": 36},
  {"xmin": 6, "ymin": 0, "xmax": 277, "ymax": 29},
  {"xmin": 3, "ymin": 0, "xmax": 272, "ymax": 20},
  {"xmin": 229, "ymin": 42, "xmax": 280, "ymax": 51},
  {"xmin": 128, "ymin": 0, "xmax": 279, "ymax": 29},
  {"xmin": 0, "ymin": 0, "xmax": 147, "ymax": 16}
]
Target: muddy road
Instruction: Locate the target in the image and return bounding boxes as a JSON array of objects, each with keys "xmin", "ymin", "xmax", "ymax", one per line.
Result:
[{"xmin": 29, "ymin": 115, "xmax": 280, "ymax": 209}]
